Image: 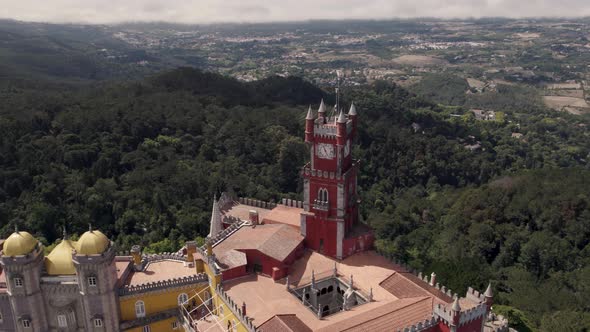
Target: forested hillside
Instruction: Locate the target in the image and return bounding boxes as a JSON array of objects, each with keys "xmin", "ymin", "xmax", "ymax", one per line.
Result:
[{"xmin": 1, "ymin": 68, "xmax": 589, "ymax": 331}]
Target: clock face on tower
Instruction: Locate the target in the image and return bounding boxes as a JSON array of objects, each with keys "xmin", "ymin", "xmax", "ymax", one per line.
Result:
[{"xmin": 316, "ymin": 143, "xmax": 335, "ymax": 159}]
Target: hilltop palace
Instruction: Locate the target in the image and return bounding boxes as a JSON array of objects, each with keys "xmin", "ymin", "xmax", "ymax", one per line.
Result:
[{"xmin": 0, "ymin": 101, "xmax": 510, "ymax": 332}]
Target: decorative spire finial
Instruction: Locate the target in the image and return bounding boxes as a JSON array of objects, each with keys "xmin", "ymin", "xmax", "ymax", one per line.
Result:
[
  {"xmin": 484, "ymin": 282, "xmax": 493, "ymax": 298},
  {"xmin": 306, "ymin": 105, "xmax": 314, "ymax": 120},
  {"xmin": 88, "ymin": 223, "xmax": 93, "ymax": 232},
  {"xmin": 14, "ymin": 222, "xmax": 18, "ymax": 233},
  {"xmin": 63, "ymin": 226, "xmax": 67, "ymax": 240},
  {"xmin": 349, "ymin": 102, "xmax": 357, "ymax": 116},
  {"xmin": 318, "ymin": 99, "xmax": 326, "ymax": 114},
  {"xmin": 337, "ymin": 108, "xmax": 347, "ymax": 123}
]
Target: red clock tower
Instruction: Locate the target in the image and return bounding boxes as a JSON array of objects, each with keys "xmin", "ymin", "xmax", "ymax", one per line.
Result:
[{"xmin": 301, "ymin": 100, "xmax": 373, "ymax": 259}]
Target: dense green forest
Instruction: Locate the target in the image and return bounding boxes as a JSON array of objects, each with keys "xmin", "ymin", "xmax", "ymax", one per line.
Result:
[{"xmin": 1, "ymin": 67, "xmax": 589, "ymax": 331}]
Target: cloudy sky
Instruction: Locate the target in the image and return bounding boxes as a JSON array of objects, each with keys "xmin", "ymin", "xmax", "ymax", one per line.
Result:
[{"xmin": 2, "ymin": 0, "xmax": 590, "ymax": 24}]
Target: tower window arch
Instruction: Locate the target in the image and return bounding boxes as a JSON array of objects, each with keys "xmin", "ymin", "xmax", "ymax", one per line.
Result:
[
  {"xmin": 318, "ymin": 188, "xmax": 328, "ymax": 202},
  {"xmin": 88, "ymin": 276, "xmax": 97, "ymax": 287},
  {"xmin": 135, "ymin": 301, "xmax": 146, "ymax": 318},
  {"xmin": 178, "ymin": 293, "xmax": 188, "ymax": 306}
]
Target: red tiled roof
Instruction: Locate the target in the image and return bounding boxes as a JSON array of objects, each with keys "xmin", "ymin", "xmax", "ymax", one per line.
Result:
[
  {"xmin": 317, "ymin": 297, "xmax": 434, "ymax": 332},
  {"xmin": 213, "ymin": 224, "xmax": 304, "ymax": 269},
  {"xmin": 380, "ymin": 272, "xmax": 453, "ymax": 304},
  {"xmin": 258, "ymin": 314, "xmax": 313, "ymax": 332}
]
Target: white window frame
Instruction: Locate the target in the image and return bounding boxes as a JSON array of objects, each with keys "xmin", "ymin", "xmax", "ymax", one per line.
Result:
[
  {"xmin": 57, "ymin": 314, "xmax": 68, "ymax": 328},
  {"xmin": 88, "ymin": 276, "xmax": 97, "ymax": 286},
  {"xmin": 142, "ymin": 325, "xmax": 151, "ymax": 332},
  {"xmin": 318, "ymin": 188, "xmax": 328, "ymax": 202},
  {"xmin": 22, "ymin": 319, "xmax": 31, "ymax": 328},
  {"xmin": 177, "ymin": 293, "xmax": 188, "ymax": 305},
  {"xmin": 94, "ymin": 318, "xmax": 103, "ymax": 327},
  {"xmin": 135, "ymin": 301, "xmax": 146, "ymax": 318},
  {"xmin": 14, "ymin": 277, "xmax": 23, "ymax": 287}
]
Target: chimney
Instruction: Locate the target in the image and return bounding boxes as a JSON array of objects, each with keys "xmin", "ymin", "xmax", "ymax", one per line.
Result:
[
  {"xmin": 131, "ymin": 245, "xmax": 142, "ymax": 271},
  {"xmin": 185, "ymin": 241, "xmax": 197, "ymax": 264},
  {"xmin": 430, "ymin": 272, "xmax": 436, "ymax": 286},
  {"xmin": 249, "ymin": 210, "xmax": 259, "ymax": 225},
  {"xmin": 206, "ymin": 240, "xmax": 213, "ymax": 257}
]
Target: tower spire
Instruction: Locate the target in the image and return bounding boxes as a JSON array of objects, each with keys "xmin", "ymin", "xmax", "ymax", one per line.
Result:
[
  {"xmin": 306, "ymin": 105, "xmax": 314, "ymax": 120},
  {"xmin": 337, "ymin": 108, "xmax": 347, "ymax": 123},
  {"xmin": 208, "ymin": 195, "xmax": 223, "ymax": 238},
  {"xmin": 62, "ymin": 226, "xmax": 68, "ymax": 240},
  {"xmin": 348, "ymin": 102, "xmax": 357, "ymax": 116}
]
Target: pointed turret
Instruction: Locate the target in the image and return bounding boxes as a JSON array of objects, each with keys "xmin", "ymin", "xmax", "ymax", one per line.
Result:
[
  {"xmin": 318, "ymin": 99, "xmax": 326, "ymax": 124},
  {"xmin": 485, "ymin": 283, "xmax": 493, "ymax": 297},
  {"xmin": 337, "ymin": 108, "xmax": 347, "ymax": 123},
  {"xmin": 306, "ymin": 105, "xmax": 314, "ymax": 120},
  {"xmin": 318, "ymin": 99, "xmax": 326, "ymax": 114},
  {"xmin": 348, "ymin": 102, "xmax": 358, "ymax": 137},
  {"xmin": 208, "ymin": 195, "xmax": 223, "ymax": 238},
  {"xmin": 336, "ymin": 108, "xmax": 347, "ymax": 146},
  {"xmin": 348, "ymin": 102, "xmax": 357, "ymax": 116},
  {"xmin": 484, "ymin": 282, "xmax": 494, "ymax": 310}
]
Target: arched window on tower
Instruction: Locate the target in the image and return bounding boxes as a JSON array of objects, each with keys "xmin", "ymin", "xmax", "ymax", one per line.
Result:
[
  {"xmin": 135, "ymin": 301, "xmax": 146, "ymax": 318},
  {"xmin": 318, "ymin": 188, "xmax": 328, "ymax": 202},
  {"xmin": 178, "ymin": 293, "xmax": 188, "ymax": 306}
]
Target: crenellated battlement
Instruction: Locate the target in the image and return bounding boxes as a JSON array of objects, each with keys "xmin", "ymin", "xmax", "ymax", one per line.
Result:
[
  {"xmin": 459, "ymin": 302, "xmax": 488, "ymax": 325},
  {"xmin": 466, "ymin": 286, "xmax": 486, "ymax": 303},
  {"xmin": 238, "ymin": 197, "xmax": 278, "ymax": 210},
  {"xmin": 302, "ymin": 160, "xmax": 359, "ymax": 181},
  {"xmin": 118, "ymin": 273, "xmax": 208, "ymax": 297},
  {"xmin": 397, "ymin": 316, "xmax": 438, "ymax": 332},
  {"xmin": 215, "ymin": 284, "xmax": 258, "ymax": 332}
]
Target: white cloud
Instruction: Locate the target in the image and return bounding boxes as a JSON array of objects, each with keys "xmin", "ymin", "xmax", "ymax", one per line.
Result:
[{"xmin": 1, "ymin": 0, "xmax": 589, "ymax": 24}]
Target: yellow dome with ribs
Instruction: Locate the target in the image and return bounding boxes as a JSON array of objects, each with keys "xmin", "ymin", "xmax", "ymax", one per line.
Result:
[
  {"xmin": 75, "ymin": 229, "xmax": 110, "ymax": 255},
  {"xmin": 3, "ymin": 231, "xmax": 38, "ymax": 257},
  {"xmin": 45, "ymin": 239, "xmax": 77, "ymax": 275}
]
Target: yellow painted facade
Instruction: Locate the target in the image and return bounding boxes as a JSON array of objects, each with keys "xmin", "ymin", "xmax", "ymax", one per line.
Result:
[
  {"xmin": 211, "ymin": 294, "xmax": 251, "ymax": 332},
  {"xmin": 123, "ymin": 317, "xmax": 179, "ymax": 332},
  {"xmin": 120, "ymin": 285, "xmax": 207, "ymax": 321}
]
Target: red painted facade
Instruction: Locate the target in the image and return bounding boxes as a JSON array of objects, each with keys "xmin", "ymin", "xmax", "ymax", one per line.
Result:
[{"xmin": 302, "ymin": 104, "xmax": 373, "ymax": 259}]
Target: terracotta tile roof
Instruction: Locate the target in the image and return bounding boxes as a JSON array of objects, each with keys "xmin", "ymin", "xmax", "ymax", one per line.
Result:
[
  {"xmin": 262, "ymin": 205, "xmax": 303, "ymax": 229},
  {"xmin": 115, "ymin": 259, "xmax": 132, "ymax": 287},
  {"xmin": 217, "ymin": 249, "xmax": 247, "ymax": 269},
  {"xmin": 124, "ymin": 260, "xmax": 197, "ymax": 286},
  {"xmin": 259, "ymin": 314, "xmax": 313, "ymax": 332},
  {"xmin": 316, "ymin": 297, "xmax": 434, "ymax": 332},
  {"xmin": 380, "ymin": 272, "xmax": 453, "ymax": 303},
  {"xmin": 213, "ymin": 224, "xmax": 304, "ymax": 268}
]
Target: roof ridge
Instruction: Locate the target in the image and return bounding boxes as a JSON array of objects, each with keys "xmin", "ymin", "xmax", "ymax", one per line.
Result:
[{"xmin": 322, "ymin": 297, "xmax": 431, "ymax": 332}]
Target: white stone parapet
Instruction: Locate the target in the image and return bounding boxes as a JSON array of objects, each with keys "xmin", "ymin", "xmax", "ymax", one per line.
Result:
[{"xmin": 119, "ymin": 273, "xmax": 209, "ymax": 297}]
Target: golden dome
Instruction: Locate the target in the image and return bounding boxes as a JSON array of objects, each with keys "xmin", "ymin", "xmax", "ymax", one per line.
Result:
[
  {"xmin": 2, "ymin": 231, "xmax": 38, "ymax": 256},
  {"xmin": 75, "ymin": 230, "xmax": 109, "ymax": 255},
  {"xmin": 45, "ymin": 239, "xmax": 76, "ymax": 275}
]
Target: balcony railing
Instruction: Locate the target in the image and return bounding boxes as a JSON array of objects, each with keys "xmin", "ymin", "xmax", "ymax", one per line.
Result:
[{"xmin": 313, "ymin": 200, "xmax": 329, "ymax": 211}]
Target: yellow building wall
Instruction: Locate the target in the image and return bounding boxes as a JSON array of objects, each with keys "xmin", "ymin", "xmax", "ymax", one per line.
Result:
[
  {"xmin": 119, "ymin": 285, "xmax": 208, "ymax": 321},
  {"xmin": 123, "ymin": 317, "xmax": 179, "ymax": 332}
]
